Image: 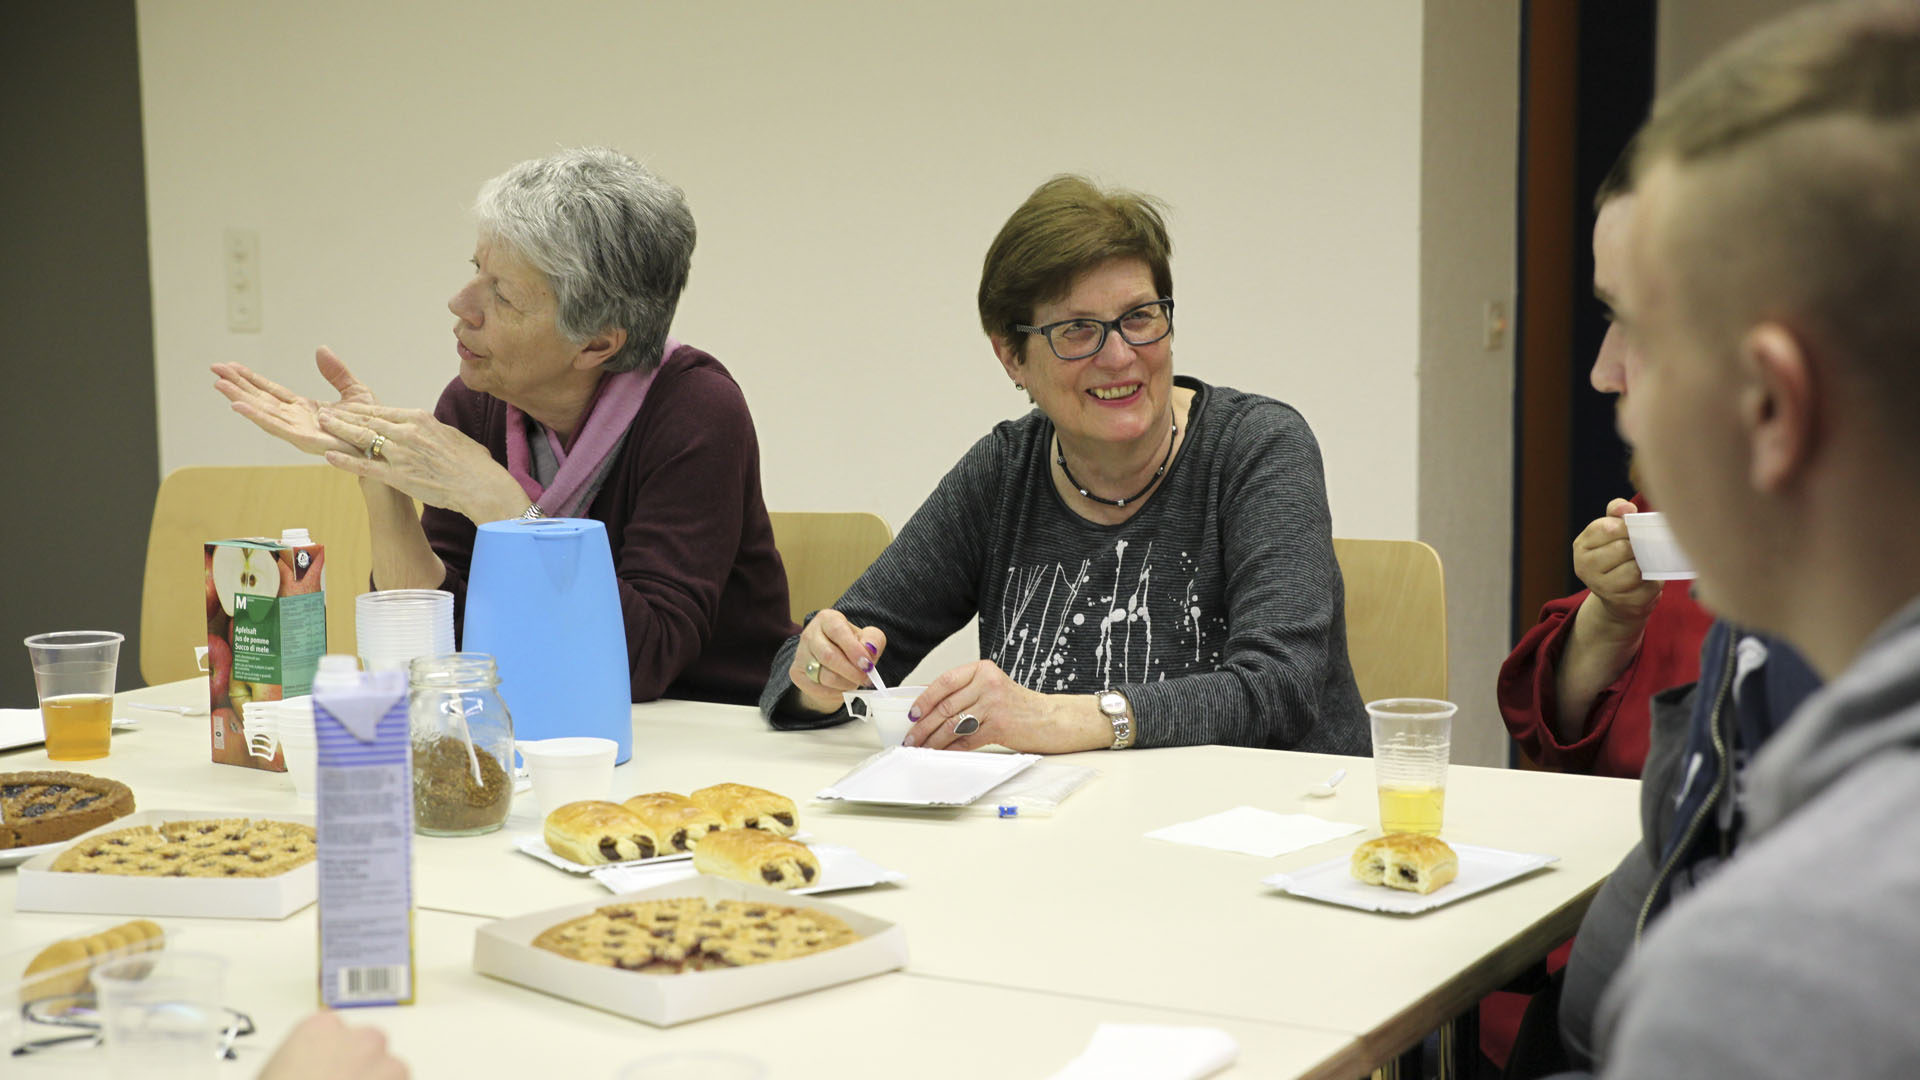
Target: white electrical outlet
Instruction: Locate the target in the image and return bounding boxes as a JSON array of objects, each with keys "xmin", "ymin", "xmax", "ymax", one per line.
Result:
[{"xmin": 226, "ymin": 228, "xmax": 261, "ymax": 333}]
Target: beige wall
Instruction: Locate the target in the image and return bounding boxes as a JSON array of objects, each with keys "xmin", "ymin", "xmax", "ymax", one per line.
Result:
[
  {"xmin": 1419, "ymin": 1, "xmax": 1518, "ymax": 770},
  {"xmin": 137, "ymin": 1, "xmax": 1516, "ymax": 762}
]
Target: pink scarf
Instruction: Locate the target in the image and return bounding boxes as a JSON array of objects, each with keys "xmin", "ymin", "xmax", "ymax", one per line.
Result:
[{"xmin": 503, "ymin": 338, "xmax": 676, "ymax": 519}]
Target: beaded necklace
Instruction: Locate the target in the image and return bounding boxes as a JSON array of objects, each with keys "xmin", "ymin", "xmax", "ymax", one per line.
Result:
[{"xmin": 1055, "ymin": 414, "xmax": 1178, "ymax": 509}]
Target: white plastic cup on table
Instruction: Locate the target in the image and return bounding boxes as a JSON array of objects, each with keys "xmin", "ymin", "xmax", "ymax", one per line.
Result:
[
  {"xmin": 616, "ymin": 1052, "xmax": 767, "ymax": 1080},
  {"xmin": 845, "ymin": 685, "xmax": 926, "ymax": 747},
  {"xmin": 24, "ymin": 630, "xmax": 124, "ymax": 762},
  {"xmin": 1621, "ymin": 512, "xmax": 1698, "ymax": 581},
  {"xmin": 92, "ymin": 950, "xmax": 228, "ymax": 1079},
  {"xmin": 515, "ymin": 736, "xmax": 618, "ymax": 820},
  {"xmin": 1367, "ymin": 698, "xmax": 1457, "ymax": 836},
  {"xmin": 354, "ymin": 589, "xmax": 455, "ymax": 673}
]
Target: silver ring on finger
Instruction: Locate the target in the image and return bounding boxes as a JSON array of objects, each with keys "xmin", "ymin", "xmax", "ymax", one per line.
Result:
[
  {"xmin": 366, "ymin": 433, "xmax": 388, "ymax": 460},
  {"xmin": 804, "ymin": 658, "xmax": 822, "ymax": 684},
  {"xmin": 952, "ymin": 714, "xmax": 980, "ymax": 736}
]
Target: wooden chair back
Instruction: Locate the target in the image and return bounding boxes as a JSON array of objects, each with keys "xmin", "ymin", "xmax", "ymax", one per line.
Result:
[
  {"xmin": 141, "ymin": 465, "xmax": 373, "ymax": 684},
  {"xmin": 767, "ymin": 512, "xmax": 893, "ymax": 625},
  {"xmin": 1332, "ymin": 537, "xmax": 1448, "ymax": 702}
]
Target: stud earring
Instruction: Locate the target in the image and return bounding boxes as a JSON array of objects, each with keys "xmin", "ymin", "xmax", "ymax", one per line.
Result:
[{"xmin": 1014, "ymin": 383, "xmax": 1024, "ymax": 391}]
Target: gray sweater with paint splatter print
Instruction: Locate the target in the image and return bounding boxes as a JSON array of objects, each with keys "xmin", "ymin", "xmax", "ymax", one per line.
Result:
[{"xmin": 759, "ymin": 376, "xmax": 1368, "ymax": 753}]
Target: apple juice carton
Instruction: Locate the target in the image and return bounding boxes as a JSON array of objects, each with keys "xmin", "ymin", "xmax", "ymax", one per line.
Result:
[
  {"xmin": 311, "ymin": 655, "xmax": 415, "ymax": 1007},
  {"xmin": 205, "ymin": 527, "xmax": 326, "ymax": 769}
]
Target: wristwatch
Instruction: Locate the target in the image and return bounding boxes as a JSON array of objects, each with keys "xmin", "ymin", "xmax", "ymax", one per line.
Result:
[{"xmin": 1098, "ymin": 690, "xmax": 1134, "ymax": 750}]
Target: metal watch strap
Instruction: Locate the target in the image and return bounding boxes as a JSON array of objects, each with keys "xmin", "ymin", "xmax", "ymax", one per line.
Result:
[{"xmin": 1100, "ymin": 690, "xmax": 1133, "ymax": 750}]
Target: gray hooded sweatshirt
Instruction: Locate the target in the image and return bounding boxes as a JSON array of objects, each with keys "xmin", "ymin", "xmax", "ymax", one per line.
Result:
[{"xmin": 1591, "ymin": 598, "xmax": 1920, "ymax": 1078}]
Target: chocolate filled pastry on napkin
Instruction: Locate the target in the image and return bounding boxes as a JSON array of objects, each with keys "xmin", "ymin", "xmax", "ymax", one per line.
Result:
[
  {"xmin": 621, "ymin": 792, "xmax": 724, "ymax": 853},
  {"xmin": 543, "ymin": 801, "xmax": 663, "ymax": 864},
  {"xmin": 688, "ymin": 783, "xmax": 797, "ymax": 836},
  {"xmin": 1350, "ymin": 833, "xmax": 1458, "ymax": 895},
  {"xmin": 692, "ymin": 828, "xmax": 820, "ymax": 890}
]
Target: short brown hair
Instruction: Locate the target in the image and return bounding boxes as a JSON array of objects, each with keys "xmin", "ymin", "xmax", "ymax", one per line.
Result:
[
  {"xmin": 977, "ymin": 176, "xmax": 1173, "ymax": 357},
  {"xmin": 1631, "ymin": 0, "xmax": 1920, "ymax": 426}
]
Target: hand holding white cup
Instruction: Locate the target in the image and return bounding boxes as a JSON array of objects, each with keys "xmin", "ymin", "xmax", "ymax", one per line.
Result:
[{"xmin": 1621, "ymin": 512, "xmax": 1697, "ymax": 581}]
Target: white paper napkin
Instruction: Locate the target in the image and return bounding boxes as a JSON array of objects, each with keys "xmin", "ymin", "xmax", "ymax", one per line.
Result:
[
  {"xmin": 1048, "ymin": 1023, "xmax": 1238, "ymax": 1080},
  {"xmin": 1144, "ymin": 806, "xmax": 1362, "ymax": 858}
]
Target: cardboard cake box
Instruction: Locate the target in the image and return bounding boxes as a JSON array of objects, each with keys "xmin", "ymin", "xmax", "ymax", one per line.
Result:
[
  {"xmin": 472, "ymin": 877, "xmax": 908, "ymax": 1026},
  {"xmin": 16, "ymin": 810, "xmax": 318, "ymax": 920}
]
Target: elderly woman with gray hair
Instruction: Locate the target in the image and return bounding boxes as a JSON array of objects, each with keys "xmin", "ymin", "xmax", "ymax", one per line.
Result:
[{"xmin": 213, "ymin": 147, "xmax": 796, "ymax": 704}]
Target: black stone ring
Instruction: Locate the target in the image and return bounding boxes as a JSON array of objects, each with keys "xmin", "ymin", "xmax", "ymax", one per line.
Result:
[{"xmin": 952, "ymin": 714, "xmax": 980, "ymax": 736}]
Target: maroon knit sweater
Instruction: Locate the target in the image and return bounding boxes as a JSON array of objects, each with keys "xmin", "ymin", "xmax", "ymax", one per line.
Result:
[{"xmin": 422, "ymin": 344, "xmax": 798, "ymax": 705}]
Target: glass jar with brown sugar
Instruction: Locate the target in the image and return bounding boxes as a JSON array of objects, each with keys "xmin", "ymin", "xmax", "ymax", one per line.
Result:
[{"xmin": 408, "ymin": 653, "xmax": 513, "ymax": 836}]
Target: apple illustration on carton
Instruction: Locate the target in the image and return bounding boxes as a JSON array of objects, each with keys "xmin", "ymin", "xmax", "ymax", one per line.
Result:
[
  {"xmin": 206, "ymin": 632, "xmax": 234, "ymax": 709},
  {"xmin": 211, "ymin": 544, "xmax": 279, "ymax": 616}
]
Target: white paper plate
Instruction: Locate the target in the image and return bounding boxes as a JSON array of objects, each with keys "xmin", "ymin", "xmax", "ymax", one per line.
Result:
[
  {"xmin": 1262, "ymin": 842, "xmax": 1560, "ymax": 914},
  {"xmin": 815, "ymin": 746, "xmax": 1040, "ymax": 807},
  {"xmin": 514, "ymin": 830, "xmax": 816, "ymax": 874},
  {"xmin": 0, "ymin": 711, "xmax": 140, "ymax": 752},
  {"xmin": 589, "ymin": 843, "xmax": 905, "ymax": 896},
  {"xmin": 0, "ymin": 838, "xmax": 66, "ymax": 869}
]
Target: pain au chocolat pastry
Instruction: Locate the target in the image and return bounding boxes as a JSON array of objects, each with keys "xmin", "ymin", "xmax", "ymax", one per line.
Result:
[
  {"xmin": 692, "ymin": 828, "xmax": 820, "ymax": 890},
  {"xmin": 687, "ymin": 783, "xmax": 797, "ymax": 836},
  {"xmin": 544, "ymin": 800, "xmax": 663, "ymax": 864},
  {"xmin": 621, "ymin": 793, "xmax": 724, "ymax": 853},
  {"xmin": 1350, "ymin": 833, "xmax": 1459, "ymax": 895}
]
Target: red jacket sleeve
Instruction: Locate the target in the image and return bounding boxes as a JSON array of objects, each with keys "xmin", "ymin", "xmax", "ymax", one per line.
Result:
[{"xmin": 1498, "ymin": 578, "xmax": 1714, "ymax": 779}]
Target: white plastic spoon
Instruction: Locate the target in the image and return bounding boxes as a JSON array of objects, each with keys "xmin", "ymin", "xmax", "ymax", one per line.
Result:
[{"xmin": 1304, "ymin": 767, "xmax": 1348, "ymax": 798}]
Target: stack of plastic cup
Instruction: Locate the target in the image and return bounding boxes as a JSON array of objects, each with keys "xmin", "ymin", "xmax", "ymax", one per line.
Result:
[
  {"xmin": 355, "ymin": 589, "xmax": 455, "ymax": 674},
  {"xmin": 244, "ymin": 696, "xmax": 318, "ymax": 800}
]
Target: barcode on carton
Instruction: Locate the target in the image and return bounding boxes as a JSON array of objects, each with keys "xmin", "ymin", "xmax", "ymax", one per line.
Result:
[{"xmin": 337, "ymin": 964, "xmax": 409, "ymax": 1003}]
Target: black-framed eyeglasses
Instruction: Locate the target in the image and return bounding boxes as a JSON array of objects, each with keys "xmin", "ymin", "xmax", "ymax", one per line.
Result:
[{"xmin": 1015, "ymin": 299, "xmax": 1174, "ymax": 361}]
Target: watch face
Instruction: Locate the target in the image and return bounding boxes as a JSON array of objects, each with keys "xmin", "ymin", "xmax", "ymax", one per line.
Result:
[{"xmin": 1099, "ymin": 692, "xmax": 1125, "ymax": 715}]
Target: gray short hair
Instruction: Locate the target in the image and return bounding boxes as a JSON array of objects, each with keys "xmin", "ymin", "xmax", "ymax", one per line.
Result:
[{"xmin": 474, "ymin": 147, "xmax": 695, "ymax": 374}]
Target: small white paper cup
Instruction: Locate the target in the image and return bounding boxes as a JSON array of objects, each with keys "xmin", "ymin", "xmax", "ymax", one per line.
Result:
[
  {"xmin": 515, "ymin": 736, "xmax": 618, "ymax": 820},
  {"xmin": 845, "ymin": 686, "xmax": 925, "ymax": 748},
  {"xmin": 1622, "ymin": 512, "xmax": 1698, "ymax": 581}
]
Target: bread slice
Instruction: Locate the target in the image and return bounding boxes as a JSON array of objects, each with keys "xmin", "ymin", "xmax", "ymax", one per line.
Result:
[{"xmin": 1350, "ymin": 833, "xmax": 1459, "ymax": 895}]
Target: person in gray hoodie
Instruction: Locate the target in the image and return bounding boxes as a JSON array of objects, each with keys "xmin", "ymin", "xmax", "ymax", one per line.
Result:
[{"xmin": 1565, "ymin": 2, "xmax": 1920, "ymax": 1076}]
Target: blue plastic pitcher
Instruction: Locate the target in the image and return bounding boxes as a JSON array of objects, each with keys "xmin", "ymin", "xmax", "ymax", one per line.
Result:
[{"xmin": 461, "ymin": 518, "xmax": 631, "ymax": 763}]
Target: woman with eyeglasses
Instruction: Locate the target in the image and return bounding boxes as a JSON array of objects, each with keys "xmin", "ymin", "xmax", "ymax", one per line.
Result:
[{"xmin": 761, "ymin": 175, "xmax": 1365, "ymax": 755}]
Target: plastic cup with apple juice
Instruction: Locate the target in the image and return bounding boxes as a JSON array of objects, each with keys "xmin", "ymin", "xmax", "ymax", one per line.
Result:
[
  {"xmin": 25, "ymin": 631, "xmax": 123, "ymax": 761},
  {"xmin": 1367, "ymin": 697, "xmax": 1456, "ymax": 836}
]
